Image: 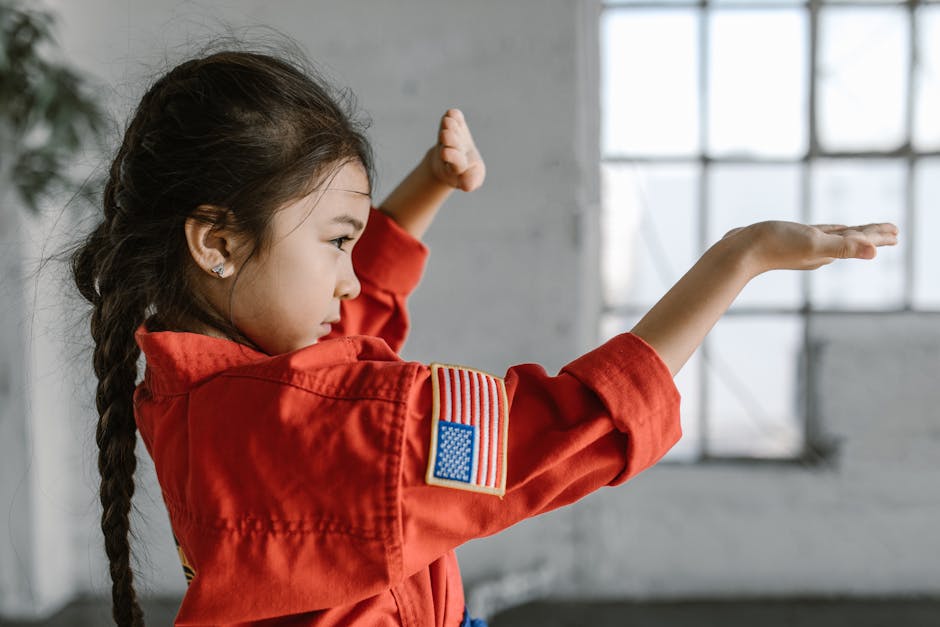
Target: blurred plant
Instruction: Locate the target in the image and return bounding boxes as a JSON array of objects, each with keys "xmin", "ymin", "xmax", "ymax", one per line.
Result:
[{"xmin": 0, "ymin": 0, "xmax": 106, "ymax": 213}]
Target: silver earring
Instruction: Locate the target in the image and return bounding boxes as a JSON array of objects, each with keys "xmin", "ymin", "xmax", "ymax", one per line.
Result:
[{"xmin": 211, "ymin": 263, "xmax": 225, "ymax": 278}]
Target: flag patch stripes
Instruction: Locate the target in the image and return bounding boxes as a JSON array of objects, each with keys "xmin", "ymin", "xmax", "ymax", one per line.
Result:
[{"xmin": 426, "ymin": 363, "xmax": 508, "ymax": 497}]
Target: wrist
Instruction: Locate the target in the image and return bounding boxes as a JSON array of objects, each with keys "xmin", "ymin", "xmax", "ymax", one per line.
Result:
[
  {"xmin": 708, "ymin": 225, "xmax": 765, "ymax": 281},
  {"xmin": 422, "ymin": 146, "xmax": 459, "ymax": 191}
]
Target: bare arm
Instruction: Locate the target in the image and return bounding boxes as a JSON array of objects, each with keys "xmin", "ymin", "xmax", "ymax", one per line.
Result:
[
  {"xmin": 377, "ymin": 150, "xmax": 454, "ymax": 241},
  {"xmin": 630, "ymin": 234, "xmax": 752, "ymax": 377},
  {"xmin": 631, "ymin": 221, "xmax": 899, "ymax": 376},
  {"xmin": 378, "ymin": 108, "xmax": 485, "ymax": 240}
]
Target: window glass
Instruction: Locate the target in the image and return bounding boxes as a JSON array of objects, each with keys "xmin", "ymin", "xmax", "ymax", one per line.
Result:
[
  {"xmin": 601, "ymin": 9, "xmax": 700, "ymax": 156},
  {"xmin": 913, "ymin": 6, "xmax": 940, "ymax": 151},
  {"xmin": 818, "ymin": 7, "xmax": 908, "ymax": 151},
  {"xmin": 706, "ymin": 315, "xmax": 804, "ymax": 459},
  {"xmin": 708, "ymin": 9, "xmax": 807, "ymax": 158},
  {"xmin": 601, "ymin": 162, "xmax": 700, "ymax": 308},
  {"xmin": 809, "ymin": 160, "xmax": 905, "ymax": 309},
  {"xmin": 913, "ymin": 158, "xmax": 940, "ymax": 308}
]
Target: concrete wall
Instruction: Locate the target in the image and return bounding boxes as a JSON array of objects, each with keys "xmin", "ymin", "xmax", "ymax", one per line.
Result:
[{"xmin": 1, "ymin": 0, "xmax": 937, "ymax": 620}]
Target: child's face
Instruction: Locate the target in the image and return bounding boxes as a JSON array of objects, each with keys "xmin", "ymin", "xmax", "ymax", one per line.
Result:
[{"xmin": 231, "ymin": 160, "xmax": 371, "ymax": 354}]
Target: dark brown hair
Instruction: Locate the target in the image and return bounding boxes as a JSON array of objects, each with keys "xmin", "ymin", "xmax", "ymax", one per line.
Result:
[{"xmin": 70, "ymin": 47, "xmax": 373, "ymax": 626}]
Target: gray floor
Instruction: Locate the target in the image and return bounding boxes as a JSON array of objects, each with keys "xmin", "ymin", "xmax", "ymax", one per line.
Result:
[
  {"xmin": 489, "ymin": 599, "xmax": 940, "ymax": 627},
  {"xmin": 2, "ymin": 597, "xmax": 938, "ymax": 626},
  {"xmin": 0, "ymin": 598, "xmax": 179, "ymax": 627}
]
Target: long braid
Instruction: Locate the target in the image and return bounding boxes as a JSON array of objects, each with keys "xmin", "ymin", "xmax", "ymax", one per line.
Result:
[
  {"xmin": 92, "ymin": 289, "xmax": 146, "ymax": 627},
  {"xmin": 74, "ymin": 147, "xmax": 148, "ymax": 627}
]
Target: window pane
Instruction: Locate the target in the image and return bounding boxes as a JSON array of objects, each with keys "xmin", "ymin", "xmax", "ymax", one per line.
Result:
[
  {"xmin": 706, "ymin": 315, "xmax": 804, "ymax": 459},
  {"xmin": 709, "ymin": 164, "xmax": 803, "ymax": 309},
  {"xmin": 605, "ymin": 0, "xmax": 694, "ymax": 4},
  {"xmin": 708, "ymin": 10, "xmax": 807, "ymax": 158},
  {"xmin": 818, "ymin": 8, "xmax": 908, "ymax": 151},
  {"xmin": 914, "ymin": 6, "xmax": 940, "ymax": 151},
  {"xmin": 913, "ymin": 158, "xmax": 940, "ymax": 309},
  {"xmin": 712, "ymin": 0, "xmax": 804, "ymax": 4},
  {"xmin": 601, "ymin": 10, "xmax": 699, "ymax": 156},
  {"xmin": 809, "ymin": 160, "xmax": 905, "ymax": 309},
  {"xmin": 601, "ymin": 314, "xmax": 702, "ymax": 463},
  {"xmin": 602, "ymin": 163, "xmax": 699, "ymax": 308}
]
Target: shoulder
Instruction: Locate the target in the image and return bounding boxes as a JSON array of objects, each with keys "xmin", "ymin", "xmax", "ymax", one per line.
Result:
[{"xmin": 207, "ymin": 335, "xmax": 423, "ymax": 404}]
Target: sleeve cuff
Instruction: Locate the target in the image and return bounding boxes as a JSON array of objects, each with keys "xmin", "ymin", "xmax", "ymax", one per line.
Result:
[
  {"xmin": 352, "ymin": 207, "xmax": 430, "ymax": 295},
  {"xmin": 560, "ymin": 332, "xmax": 682, "ymax": 481}
]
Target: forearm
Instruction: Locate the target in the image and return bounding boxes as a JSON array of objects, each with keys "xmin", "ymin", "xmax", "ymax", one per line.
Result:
[
  {"xmin": 630, "ymin": 232, "xmax": 757, "ymax": 376},
  {"xmin": 378, "ymin": 149, "xmax": 454, "ymax": 241}
]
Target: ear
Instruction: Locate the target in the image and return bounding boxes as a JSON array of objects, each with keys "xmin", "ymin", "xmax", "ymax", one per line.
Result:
[{"xmin": 184, "ymin": 206, "xmax": 239, "ymax": 279}]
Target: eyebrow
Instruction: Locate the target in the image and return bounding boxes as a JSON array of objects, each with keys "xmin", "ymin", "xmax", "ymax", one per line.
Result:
[
  {"xmin": 331, "ymin": 215, "xmax": 366, "ymax": 233},
  {"xmin": 330, "ymin": 188, "xmax": 372, "ymax": 198}
]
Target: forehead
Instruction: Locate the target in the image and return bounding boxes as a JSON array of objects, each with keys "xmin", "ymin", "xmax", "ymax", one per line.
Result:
[
  {"xmin": 314, "ymin": 162, "xmax": 371, "ymax": 217},
  {"xmin": 282, "ymin": 161, "xmax": 370, "ymax": 229},
  {"xmin": 323, "ymin": 160, "xmax": 370, "ymax": 193}
]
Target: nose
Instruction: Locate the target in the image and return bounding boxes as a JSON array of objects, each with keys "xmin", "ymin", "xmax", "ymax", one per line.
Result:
[{"xmin": 335, "ymin": 256, "xmax": 361, "ymax": 301}]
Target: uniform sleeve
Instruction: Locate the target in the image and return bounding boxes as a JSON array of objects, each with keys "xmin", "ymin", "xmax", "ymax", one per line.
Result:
[
  {"xmin": 325, "ymin": 206, "xmax": 429, "ymax": 353},
  {"xmin": 396, "ymin": 332, "xmax": 681, "ymax": 578}
]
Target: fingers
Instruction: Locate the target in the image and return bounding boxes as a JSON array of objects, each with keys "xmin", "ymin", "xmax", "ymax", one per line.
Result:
[
  {"xmin": 841, "ymin": 223, "xmax": 900, "ymax": 252},
  {"xmin": 442, "ymin": 107, "xmax": 465, "ymax": 125},
  {"xmin": 440, "ymin": 146, "xmax": 468, "ymax": 172},
  {"xmin": 813, "ymin": 222, "xmax": 898, "ymax": 260},
  {"xmin": 459, "ymin": 161, "xmax": 486, "ymax": 192},
  {"xmin": 843, "ymin": 235, "xmax": 877, "ymax": 260},
  {"xmin": 852, "ymin": 222, "xmax": 900, "ymax": 245},
  {"xmin": 439, "ymin": 127, "xmax": 461, "ymax": 149},
  {"xmin": 819, "ymin": 230, "xmax": 896, "ymax": 261},
  {"xmin": 813, "ymin": 224, "xmax": 849, "ymax": 233},
  {"xmin": 438, "ymin": 108, "xmax": 468, "ymax": 147},
  {"xmin": 438, "ymin": 107, "xmax": 484, "ymax": 180},
  {"xmin": 815, "ymin": 222, "xmax": 899, "ymax": 242},
  {"xmin": 431, "ymin": 107, "xmax": 486, "ymax": 191}
]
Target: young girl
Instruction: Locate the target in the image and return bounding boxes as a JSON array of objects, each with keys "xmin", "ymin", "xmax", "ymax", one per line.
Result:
[{"xmin": 71, "ymin": 49, "xmax": 898, "ymax": 627}]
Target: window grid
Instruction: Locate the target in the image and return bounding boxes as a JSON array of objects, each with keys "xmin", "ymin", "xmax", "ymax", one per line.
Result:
[{"xmin": 600, "ymin": 0, "xmax": 938, "ymax": 463}]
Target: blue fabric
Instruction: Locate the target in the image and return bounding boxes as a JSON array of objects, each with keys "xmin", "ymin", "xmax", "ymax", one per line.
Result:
[
  {"xmin": 461, "ymin": 607, "xmax": 488, "ymax": 627},
  {"xmin": 434, "ymin": 421, "xmax": 477, "ymax": 483}
]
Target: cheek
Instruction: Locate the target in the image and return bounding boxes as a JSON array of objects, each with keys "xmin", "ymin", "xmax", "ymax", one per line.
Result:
[{"xmin": 269, "ymin": 247, "xmax": 337, "ymax": 309}]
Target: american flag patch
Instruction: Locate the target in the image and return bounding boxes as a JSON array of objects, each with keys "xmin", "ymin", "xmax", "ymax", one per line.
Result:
[{"xmin": 426, "ymin": 363, "xmax": 509, "ymax": 497}]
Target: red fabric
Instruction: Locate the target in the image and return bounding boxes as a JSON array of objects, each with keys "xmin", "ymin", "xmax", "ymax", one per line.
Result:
[{"xmin": 132, "ymin": 207, "xmax": 682, "ymax": 626}]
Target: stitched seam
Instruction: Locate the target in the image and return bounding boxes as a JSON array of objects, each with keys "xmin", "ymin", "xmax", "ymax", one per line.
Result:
[
  {"xmin": 216, "ymin": 371, "xmax": 408, "ymax": 402},
  {"xmin": 390, "ymin": 586, "xmax": 412, "ymax": 627},
  {"xmin": 144, "ymin": 370, "xmax": 406, "ymax": 401},
  {"xmin": 164, "ymin": 500, "xmax": 383, "ymax": 540},
  {"xmin": 384, "ymin": 364, "xmax": 411, "ymax": 585}
]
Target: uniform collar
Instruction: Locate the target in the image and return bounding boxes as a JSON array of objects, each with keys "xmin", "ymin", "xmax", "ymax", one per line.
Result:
[
  {"xmin": 134, "ymin": 324, "xmax": 265, "ymax": 395},
  {"xmin": 134, "ymin": 324, "xmax": 399, "ymax": 396}
]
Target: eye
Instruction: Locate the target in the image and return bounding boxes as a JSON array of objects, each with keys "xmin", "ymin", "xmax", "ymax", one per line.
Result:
[{"xmin": 329, "ymin": 235, "xmax": 354, "ymax": 251}]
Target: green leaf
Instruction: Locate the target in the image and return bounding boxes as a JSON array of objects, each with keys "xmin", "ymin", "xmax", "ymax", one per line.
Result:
[{"xmin": 1, "ymin": 0, "xmax": 105, "ymax": 214}]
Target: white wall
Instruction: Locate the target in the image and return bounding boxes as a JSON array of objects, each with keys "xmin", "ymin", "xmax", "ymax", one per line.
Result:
[{"xmin": 1, "ymin": 0, "xmax": 937, "ymax": 620}]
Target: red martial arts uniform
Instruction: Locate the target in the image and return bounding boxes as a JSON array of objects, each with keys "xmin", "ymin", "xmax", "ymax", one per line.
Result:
[{"xmin": 133, "ymin": 207, "xmax": 682, "ymax": 626}]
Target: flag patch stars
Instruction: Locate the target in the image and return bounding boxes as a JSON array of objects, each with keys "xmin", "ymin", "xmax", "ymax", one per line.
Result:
[
  {"xmin": 426, "ymin": 363, "xmax": 509, "ymax": 497},
  {"xmin": 433, "ymin": 421, "xmax": 477, "ymax": 483}
]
